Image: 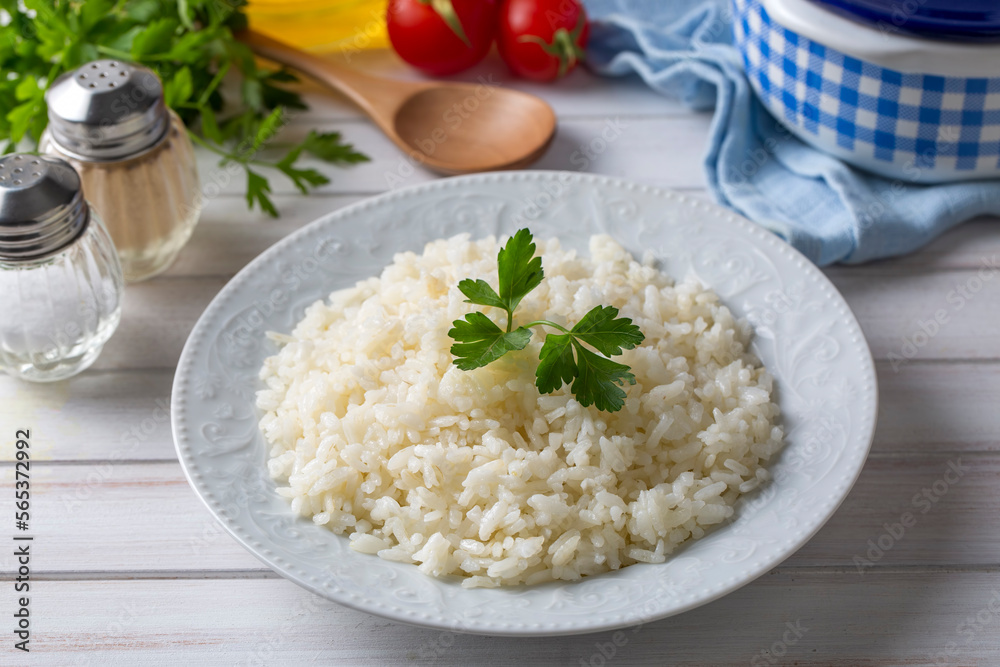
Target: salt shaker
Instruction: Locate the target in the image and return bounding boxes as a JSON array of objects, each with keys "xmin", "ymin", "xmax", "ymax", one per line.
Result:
[
  {"xmin": 0, "ymin": 154, "xmax": 123, "ymax": 382},
  {"xmin": 40, "ymin": 59, "xmax": 202, "ymax": 282}
]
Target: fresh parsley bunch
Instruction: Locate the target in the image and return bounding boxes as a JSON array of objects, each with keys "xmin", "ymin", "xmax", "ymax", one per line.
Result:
[
  {"xmin": 449, "ymin": 230, "xmax": 645, "ymax": 413},
  {"xmin": 0, "ymin": 0, "xmax": 368, "ymax": 216}
]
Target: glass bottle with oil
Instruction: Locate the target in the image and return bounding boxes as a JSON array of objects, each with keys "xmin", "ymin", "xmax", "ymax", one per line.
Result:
[{"xmin": 245, "ymin": 0, "xmax": 389, "ymax": 52}]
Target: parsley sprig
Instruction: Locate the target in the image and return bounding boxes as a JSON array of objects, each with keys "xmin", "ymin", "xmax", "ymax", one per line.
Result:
[
  {"xmin": 0, "ymin": 0, "xmax": 368, "ymax": 216},
  {"xmin": 449, "ymin": 230, "xmax": 645, "ymax": 412}
]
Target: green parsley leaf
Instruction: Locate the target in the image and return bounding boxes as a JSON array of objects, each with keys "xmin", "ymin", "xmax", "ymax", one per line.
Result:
[
  {"xmin": 7, "ymin": 101, "xmax": 41, "ymax": 144},
  {"xmin": 458, "ymin": 279, "xmax": 506, "ymax": 310},
  {"xmin": 177, "ymin": 0, "xmax": 195, "ymax": 29},
  {"xmin": 241, "ymin": 77, "xmax": 264, "ymax": 114},
  {"xmin": 570, "ymin": 342, "xmax": 637, "ymax": 413},
  {"xmin": 125, "ymin": 0, "xmax": 161, "ymax": 23},
  {"xmin": 131, "ymin": 17, "xmax": 178, "ymax": 58},
  {"xmin": 569, "ymin": 305, "xmax": 645, "ymax": 357},
  {"xmin": 497, "ymin": 228, "xmax": 544, "ymax": 315},
  {"xmin": 14, "ymin": 77, "xmax": 40, "ymax": 103},
  {"xmin": 104, "ymin": 24, "xmax": 145, "ymax": 54},
  {"xmin": 262, "ymin": 77, "xmax": 309, "ymax": 112},
  {"xmin": 246, "ymin": 168, "xmax": 277, "ymax": 218},
  {"xmin": 448, "ymin": 313, "xmax": 533, "ymax": 371},
  {"xmin": 278, "ymin": 164, "xmax": 330, "ymax": 195},
  {"xmin": 251, "ymin": 107, "xmax": 284, "ymax": 153},
  {"xmin": 81, "ymin": 0, "xmax": 117, "ymax": 33},
  {"xmin": 163, "ymin": 65, "xmax": 193, "ymax": 108},
  {"xmin": 198, "ymin": 107, "xmax": 223, "ymax": 144},
  {"xmin": 535, "ymin": 334, "xmax": 575, "ymax": 394},
  {"xmin": 165, "ymin": 28, "xmax": 218, "ymax": 62},
  {"xmin": 302, "ymin": 131, "xmax": 370, "ymax": 164}
]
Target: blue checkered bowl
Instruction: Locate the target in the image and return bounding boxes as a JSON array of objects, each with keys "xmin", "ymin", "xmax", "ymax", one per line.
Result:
[{"xmin": 733, "ymin": 0, "xmax": 1000, "ymax": 183}]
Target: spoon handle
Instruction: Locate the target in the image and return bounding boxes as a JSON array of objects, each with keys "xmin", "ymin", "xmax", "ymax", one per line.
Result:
[{"xmin": 237, "ymin": 30, "xmax": 414, "ymax": 124}]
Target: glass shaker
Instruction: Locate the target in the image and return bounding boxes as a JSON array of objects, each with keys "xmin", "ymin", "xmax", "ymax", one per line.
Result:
[
  {"xmin": 40, "ymin": 59, "xmax": 202, "ymax": 282},
  {"xmin": 0, "ymin": 154, "xmax": 124, "ymax": 382}
]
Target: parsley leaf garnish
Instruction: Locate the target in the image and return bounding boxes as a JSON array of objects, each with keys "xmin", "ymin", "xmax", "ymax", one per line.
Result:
[
  {"xmin": 497, "ymin": 228, "xmax": 544, "ymax": 318},
  {"xmin": 568, "ymin": 305, "xmax": 646, "ymax": 357},
  {"xmin": 535, "ymin": 333, "xmax": 576, "ymax": 394},
  {"xmin": 569, "ymin": 341, "xmax": 636, "ymax": 413},
  {"xmin": 449, "ymin": 230, "xmax": 645, "ymax": 412},
  {"xmin": 448, "ymin": 313, "xmax": 532, "ymax": 371}
]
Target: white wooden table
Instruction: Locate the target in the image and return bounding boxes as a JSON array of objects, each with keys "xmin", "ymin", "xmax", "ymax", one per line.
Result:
[{"xmin": 4, "ymin": 49, "xmax": 1000, "ymax": 665}]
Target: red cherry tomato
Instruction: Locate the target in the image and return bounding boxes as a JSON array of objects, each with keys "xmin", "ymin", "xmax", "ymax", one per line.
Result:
[
  {"xmin": 498, "ymin": 0, "xmax": 589, "ymax": 81},
  {"xmin": 386, "ymin": 0, "xmax": 498, "ymax": 76}
]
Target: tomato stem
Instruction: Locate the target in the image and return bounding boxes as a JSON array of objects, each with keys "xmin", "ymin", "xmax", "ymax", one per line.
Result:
[
  {"xmin": 517, "ymin": 12, "xmax": 587, "ymax": 78},
  {"xmin": 418, "ymin": 0, "xmax": 472, "ymax": 48}
]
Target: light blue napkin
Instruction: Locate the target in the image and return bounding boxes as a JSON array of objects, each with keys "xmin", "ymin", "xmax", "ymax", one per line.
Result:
[{"xmin": 583, "ymin": 0, "xmax": 1000, "ymax": 265}]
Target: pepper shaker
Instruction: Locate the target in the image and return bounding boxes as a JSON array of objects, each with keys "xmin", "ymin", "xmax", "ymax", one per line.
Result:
[
  {"xmin": 40, "ymin": 59, "xmax": 202, "ymax": 282},
  {"xmin": 0, "ymin": 154, "xmax": 124, "ymax": 382}
]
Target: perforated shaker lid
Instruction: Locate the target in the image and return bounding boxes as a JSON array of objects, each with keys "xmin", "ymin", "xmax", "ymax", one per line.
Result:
[
  {"xmin": 0, "ymin": 154, "xmax": 89, "ymax": 261},
  {"xmin": 45, "ymin": 59, "xmax": 169, "ymax": 161}
]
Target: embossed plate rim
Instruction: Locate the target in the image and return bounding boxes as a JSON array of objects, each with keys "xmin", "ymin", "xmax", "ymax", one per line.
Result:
[{"xmin": 171, "ymin": 171, "xmax": 878, "ymax": 636}]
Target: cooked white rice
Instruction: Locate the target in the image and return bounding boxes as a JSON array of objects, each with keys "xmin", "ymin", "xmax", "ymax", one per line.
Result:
[{"xmin": 256, "ymin": 234, "xmax": 783, "ymax": 587}]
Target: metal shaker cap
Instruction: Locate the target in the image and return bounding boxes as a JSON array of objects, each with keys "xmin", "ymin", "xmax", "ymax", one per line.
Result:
[
  {"xmin": 45, "ymin": 59, "xmax": 169, "ymax": 161},
  {"xmin": 0, "ymin": 154, "xmax": 89, "ymax": 261}
]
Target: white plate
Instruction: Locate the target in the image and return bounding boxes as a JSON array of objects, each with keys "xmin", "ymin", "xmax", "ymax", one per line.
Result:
[{"xmin": 171, "ymin": 171, "xmax": 877, "ymax": 636}]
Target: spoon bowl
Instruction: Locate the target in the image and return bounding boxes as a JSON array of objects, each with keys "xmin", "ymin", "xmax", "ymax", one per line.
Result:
[
  {"xmin": 239, "ymin": 31, "xmax": 557, "ymax": 175},
  {"xmin": 391, "ymin": 87, "xmax": 556, "ymax": 173}
]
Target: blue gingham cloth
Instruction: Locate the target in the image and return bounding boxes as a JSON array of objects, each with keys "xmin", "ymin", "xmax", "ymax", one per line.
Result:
[
  {"xmin": 734, "ymin": 0, "xmax": 1000, "ymax": 179},
  {"xmin": 583, "ymin": 0, "xmax": 1000, "ymax": 266}
]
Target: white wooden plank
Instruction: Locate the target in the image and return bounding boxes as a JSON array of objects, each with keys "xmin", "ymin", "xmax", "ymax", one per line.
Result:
[
  {"xmin": 0, "ymin": 463, "xmax": 262, "ymax": 574},
  {"xmin": 286, "ymin": 49, "xmax": 691, "ymax": 123},
  {"xmin": 874, "ymin": 361, "xmax": 1000, "ymax": 452},
  {"xmin": 794, "ymin": 455, "xmax": 998, "ymax": 566},
  {"xmin": 1, "ymin": 457, "xmax": 997, "ymax": 574},
  {"xmin": 20, "ymin": 572, "xmax": 1000, "ymax": 665},
  {"xmin": 0, "ymin": 371, "xmax": 176, "ymax": 462},
  {"xmin": 164, "ymin": 194, "xmax": 366, "ymax": 278},
  {"xmin": 193, "ymin": 114, "xmax": 713, "ymax": 198},
  {"xmin": 827, "ymin": 269, "xmax": 1000, "ymax": 361},
  {"xmin": 89, "ymin": 277, "xmax": 228, "ymax": 372}
]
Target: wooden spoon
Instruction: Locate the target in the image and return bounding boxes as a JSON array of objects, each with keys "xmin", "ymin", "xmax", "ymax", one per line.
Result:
[{"xmin": 238, "ymin": 30, "xmax": 557, "ymax": 175}]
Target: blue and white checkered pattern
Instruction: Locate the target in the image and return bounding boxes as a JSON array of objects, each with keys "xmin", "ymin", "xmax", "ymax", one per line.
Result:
[{"xmin": 733, "ymin": 0, "xmax": 1000, "ymax": 181}]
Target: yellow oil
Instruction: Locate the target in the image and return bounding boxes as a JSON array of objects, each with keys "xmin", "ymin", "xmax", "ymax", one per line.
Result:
[{"xmin": 245, "ymin": 0, "xmax": 389, "ymax": 52}]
